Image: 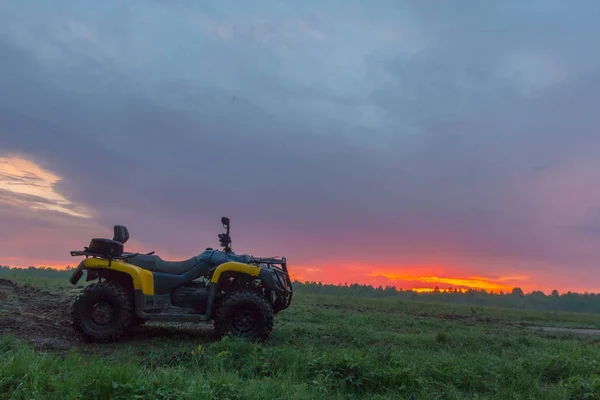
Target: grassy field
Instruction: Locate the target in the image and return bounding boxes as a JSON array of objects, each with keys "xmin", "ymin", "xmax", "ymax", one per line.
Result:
[{"xmin": 3, "ymin": 277, "xmax": 600, "ymax": 399}]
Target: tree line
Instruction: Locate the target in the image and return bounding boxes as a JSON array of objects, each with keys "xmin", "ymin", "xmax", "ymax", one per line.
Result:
[
  {"xmin": 0, "ymin": 265, "xmax": 74, "ymax": 279},
  {"xmin": 3, "ymin": 265, "xmax": 600, "ymax": 314},
  {"xmin": 293, "ymin": 281, "xmax": 600, "ymax": 314}
]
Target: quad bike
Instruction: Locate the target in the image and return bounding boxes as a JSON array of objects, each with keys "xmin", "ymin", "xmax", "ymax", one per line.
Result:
[{"xmin": 68, "ymin": 217, "xmax": 292, "ymax": 342}]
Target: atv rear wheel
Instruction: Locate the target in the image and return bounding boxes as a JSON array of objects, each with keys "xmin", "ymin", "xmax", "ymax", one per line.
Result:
[
  {"xmin": 71, "ymin": 281, "xmax": 134, "ymax": 343},
  {"xmin": 214, "ymin": 290, "xmax": 274, "ymax": 342}
]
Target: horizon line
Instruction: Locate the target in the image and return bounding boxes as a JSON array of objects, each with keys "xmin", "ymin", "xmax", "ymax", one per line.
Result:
[{"xmin": 1, "ymin": 264, "xmax": 594, "ymax": 296}]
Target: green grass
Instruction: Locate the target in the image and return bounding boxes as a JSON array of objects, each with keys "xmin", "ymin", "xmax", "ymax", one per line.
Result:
[
  {"xmin": 3, "ymin": 278, "xmax": 600, "ymax": 399},
  {"xmin": 294, "ymin": 293, "xmax": 600, "ymax": 329}
]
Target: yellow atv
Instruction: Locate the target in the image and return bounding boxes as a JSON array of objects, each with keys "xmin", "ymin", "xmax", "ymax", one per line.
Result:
[{"xmin": 68, "ymin": 217, "xmax": 292, "ymax": 342}]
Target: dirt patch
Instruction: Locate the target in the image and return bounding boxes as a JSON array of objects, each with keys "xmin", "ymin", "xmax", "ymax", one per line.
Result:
[
  {"xmin": 528, "ymin": 326, "xmax": 600, "ymax": 336},
  {"xmin": 412, "ymin": 311, "xmax": 522, "ymax": 327},
  {"xmin": 0, "ymin": 278, "xmax": 78, "ymax": 351},
  {"xmin": 0, "ymin": 279, "xmax": 218, "ymax": 352}
]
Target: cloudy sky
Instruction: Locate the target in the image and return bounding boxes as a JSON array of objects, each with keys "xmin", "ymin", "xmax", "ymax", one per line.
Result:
[{"xmin": 1, "ymin": 0, "xmax": 600, "ymax": 293}]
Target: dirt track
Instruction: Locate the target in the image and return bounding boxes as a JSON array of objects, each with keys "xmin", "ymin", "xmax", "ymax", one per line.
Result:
[
  {"xmin": 0, "ymin": 279, "xmax": 217, "ymax": 351},
  {"xmin": 527, "ymin": 326, "xmax": 600, "ymax": 335},
  {"xmin": 0, "ymin": 278, "xmax": 76, "ymax": 350}
]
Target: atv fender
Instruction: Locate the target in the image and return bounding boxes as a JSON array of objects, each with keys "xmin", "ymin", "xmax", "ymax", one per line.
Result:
[
  {"xmin": 69, "ymin": 259, "xmax": 155, "ymax": 295},
  {"xmin": 210, "ymin": 261, "xmax": 291, "ymax": 295},
  {"xmin": 210, "ymin": 261, "xmax": 261, "ymax": 284}
]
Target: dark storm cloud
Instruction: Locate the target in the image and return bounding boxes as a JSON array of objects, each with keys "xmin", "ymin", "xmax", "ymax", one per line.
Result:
[{"xmin": 1, "ymin": 0, "xmax": 600, "ymax": 278}]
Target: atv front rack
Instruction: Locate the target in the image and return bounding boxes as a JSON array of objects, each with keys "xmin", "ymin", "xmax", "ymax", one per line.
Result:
[
  {"xmin": 249, "ymin": 256, "xmax": 288, "ymax": 270},
  {"xmin": 249, "ymin": 256, "xmax": 293, "ymax": 310}
]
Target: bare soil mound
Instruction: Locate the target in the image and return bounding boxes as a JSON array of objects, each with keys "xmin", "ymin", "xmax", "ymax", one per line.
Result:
[
  {"xmin": 0, "ymin": 278, "xmax": 78, "ymax": 351},
  {"xmin": 0, "ymin": 279, "xmax": 217, "ymax": 352}
]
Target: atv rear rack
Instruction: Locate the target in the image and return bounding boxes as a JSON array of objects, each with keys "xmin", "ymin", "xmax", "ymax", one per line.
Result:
[
  {"xmin": 70, "ymin": 250, "xmax": 141, "ymax": 258},
  {"xmin": 70, "ymin": 250, "xmax": 142, "ymax": 267}
]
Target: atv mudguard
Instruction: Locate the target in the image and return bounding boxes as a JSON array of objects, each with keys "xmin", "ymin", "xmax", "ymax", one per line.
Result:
[
  {"xmin": 210, "ymin": 261, "xmax": 261, "ymax": 283},
  {"xmin": 210, "ymin": 261, "xmax": 292, "ymax": 297},
  {"xmin": 70, "ymin": 258, "xmax": 155, "ymax": 295}
]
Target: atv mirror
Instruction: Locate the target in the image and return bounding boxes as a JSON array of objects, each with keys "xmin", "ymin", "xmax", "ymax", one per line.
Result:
[{"xmin": 221, "ymin": 217, "xmax": 230, "ymax": 229}]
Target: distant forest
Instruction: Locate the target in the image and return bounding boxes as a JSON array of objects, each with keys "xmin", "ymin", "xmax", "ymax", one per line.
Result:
[
  {"xmin": 3, "ymin": 265, "xmax": 600, "ymax": 315},
  {"xmin": 293, "ymin": 281, "xmax": 600, "ymax": 315},
  {"xmin": 0, "ymin": 265, "xmax": 75, "ymax": 279}
]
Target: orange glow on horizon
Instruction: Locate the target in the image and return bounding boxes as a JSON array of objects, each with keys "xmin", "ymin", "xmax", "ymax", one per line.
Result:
[
  {"xmin": 289, "ymin": 263, "xmax": 539, "ymax": 293},
  {"xmin": 5, "ymin": 258, "xmax": 597, "ymax": 295},
  {"xmin": 4, "ymin": 261, "xmax": 75, "ymax": 270},
  {"xmin": 411, "ymin": 288, "xmax": 435, "ymax": 293},
  {"xmin": 365, "ymin": 272, "xmax": 526, "ymax": 291}
]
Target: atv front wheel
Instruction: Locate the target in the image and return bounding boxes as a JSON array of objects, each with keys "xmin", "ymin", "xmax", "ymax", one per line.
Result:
[
  {"xmin": 214, "ymin": 290, "xmax": 274, "ymax": 342},
  {"xmin": 71, "ymin": 281, "xmax": 134, "ymax": 342}
]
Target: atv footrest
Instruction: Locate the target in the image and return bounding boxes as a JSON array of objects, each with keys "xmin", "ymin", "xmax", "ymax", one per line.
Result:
[
  {"xmin": 143, "ymin": 306, "xmax": 198, "ymax": 315},
  {"xmin": 138, "ymin": 312, "xmax": 210, "ymax": 323}
]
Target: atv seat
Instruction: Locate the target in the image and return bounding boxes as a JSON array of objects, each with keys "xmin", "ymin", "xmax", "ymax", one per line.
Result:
[{"xmin": 127, "ymin": 254, "xmax": 199, "ymax": 275}]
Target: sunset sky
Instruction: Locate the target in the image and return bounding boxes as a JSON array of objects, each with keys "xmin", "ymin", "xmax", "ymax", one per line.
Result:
[{"xmin": 2, "ymin": 1, "xmax": 600, "ymax": 294}]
